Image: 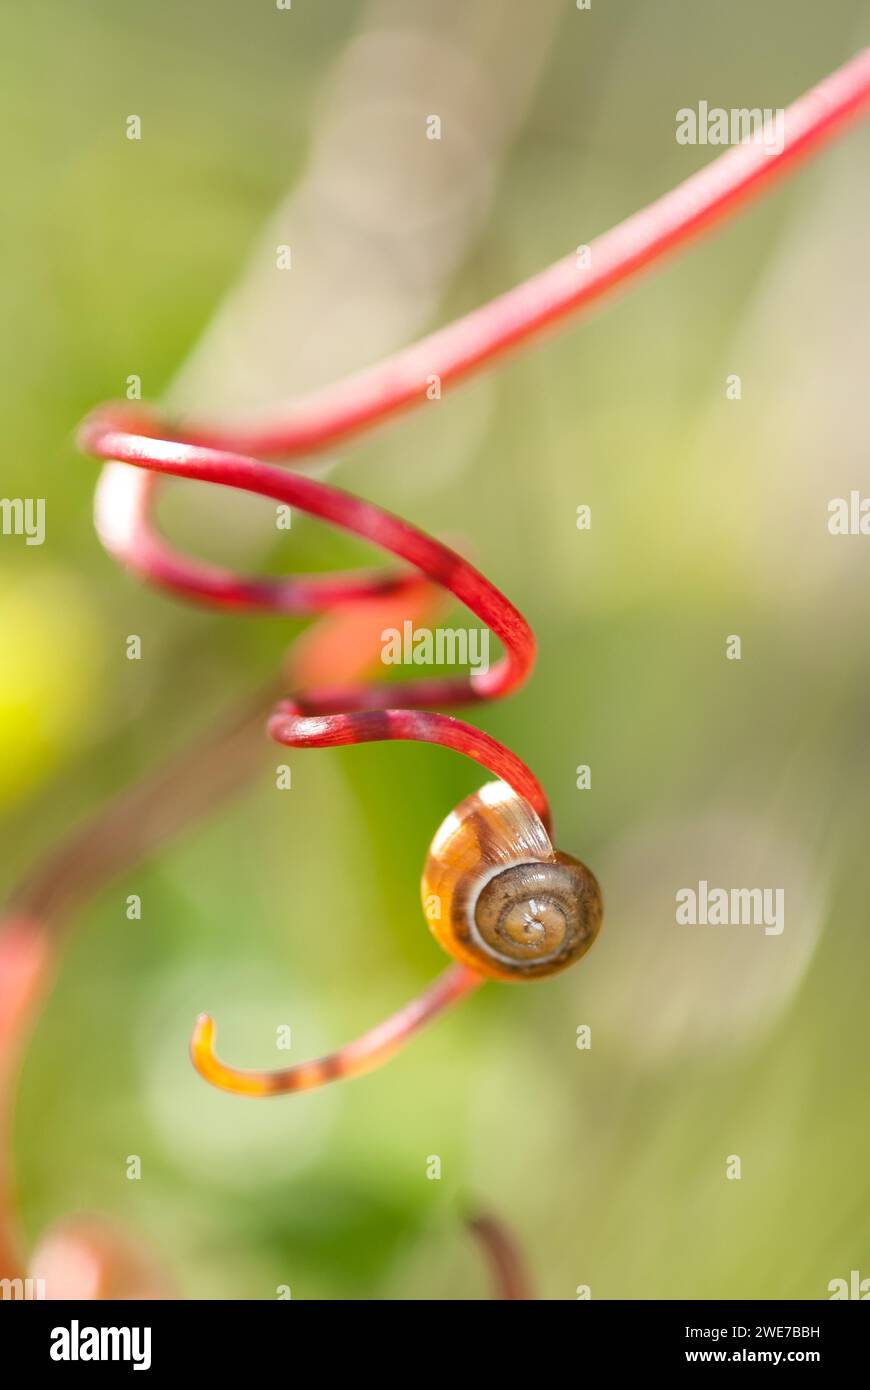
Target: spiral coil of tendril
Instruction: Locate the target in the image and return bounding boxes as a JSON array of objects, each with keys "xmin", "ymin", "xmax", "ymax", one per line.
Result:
[{"xmin": 77, "ymin": 400, "xmax": 548, "ymax": 1094}]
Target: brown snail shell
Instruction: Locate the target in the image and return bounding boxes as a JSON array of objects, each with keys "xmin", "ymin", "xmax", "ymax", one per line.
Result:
[{"xmin": 421, "ymin": 781, "xmax": 603, "ymax": 981}]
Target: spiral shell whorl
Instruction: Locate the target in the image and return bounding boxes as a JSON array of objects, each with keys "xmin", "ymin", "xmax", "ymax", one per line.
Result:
[{"xmin": 421, "ymin": 782, "xmax": 602, "ymax": 981}]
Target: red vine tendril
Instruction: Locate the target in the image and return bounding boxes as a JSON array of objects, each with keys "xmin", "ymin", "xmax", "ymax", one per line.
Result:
[{"xmin": 73, "ymin": 49, "xmax": 870, "ymax": 1096}]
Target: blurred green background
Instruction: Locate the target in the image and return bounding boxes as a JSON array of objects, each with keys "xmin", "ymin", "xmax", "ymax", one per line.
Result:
[{"xmin": 2, "ymin": 0, "xmax": 870, "ymax": 1299}]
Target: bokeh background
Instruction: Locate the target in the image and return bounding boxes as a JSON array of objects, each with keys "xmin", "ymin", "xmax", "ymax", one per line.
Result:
[{"xmin": 2, "ymin": 0, "xmax": 869, "ymax": 1299}]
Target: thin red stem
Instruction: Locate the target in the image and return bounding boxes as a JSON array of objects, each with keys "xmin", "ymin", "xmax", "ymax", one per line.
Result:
[
  {"xmin": 190, "ymin": 963, "xmax": 482, "ymax": 1096},
  {"xmin": 129, "ymin": 50, "xmax": 870, "ymax": 460},
  {"xmin": 467, "ymin": 1213, "xmax": 534, "ymax": 1300},
  {"xmin": 0, "ymin": 921, "xmax": 53, "ymax": 1278}
]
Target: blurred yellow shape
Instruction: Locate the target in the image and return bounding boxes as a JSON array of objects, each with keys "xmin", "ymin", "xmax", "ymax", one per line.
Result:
[{"xmin": 0, "ymin": 572, "xmax": 102, "ymax": 805}]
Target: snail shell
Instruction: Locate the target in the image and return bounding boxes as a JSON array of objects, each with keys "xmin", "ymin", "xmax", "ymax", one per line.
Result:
[{"xmin": 421, "ymin": 781, "xmax": 602, "ymax": 981}]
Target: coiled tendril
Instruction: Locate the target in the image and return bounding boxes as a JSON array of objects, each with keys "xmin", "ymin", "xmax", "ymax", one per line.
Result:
[
  {"xmin": 76, "ymin": 51, "xmax": 870, "ymax": 1095},
  {"xmin": 78, "ymin": 402, "xmax": 545, "ymax": 1094}
]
